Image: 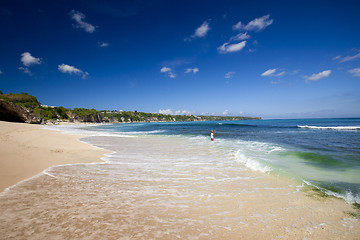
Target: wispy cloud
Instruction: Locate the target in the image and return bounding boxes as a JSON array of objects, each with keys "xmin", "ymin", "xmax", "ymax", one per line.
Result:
[
  {"xmin": 160, "ymin": 66, "xmax": 175, "ymax": 78},
  {"xmin": 229, "ymin": 32, "xmax": 251, "ymax": 42},
  {"xmin": 233, "ymin": 14, "xmax": 273, "ymax": 32},
  {"xmin": 261, "ymin": 68, "xmax": 276, "ymax": 77},
  {"xmin": 340, "ymin": 52, "xmax": 360, "ymax": 62},
  {"xmin": 217, "ymin": 41, "xmax": 246, "ymax": 54},
  {"xmin": 348, "ymin": 68, "xmax": 360, "ymax": 77},
  {"xmin": 185, "ymin": 20, "xmax": 210, "ymax": 41},
  {"xmin": 99, "ymin": 42, "xmax": 109, "ymax": 47},
  {"xmin": 58, "ymin": 63, "xmax": 89, "ymax": 79},
  {"xmin": 0, "ymin": 70, "xmax": 3, "ymax": 75},
  {"xmin": 18, "ymin": 67, "xmax": 33, "ymax": 76},
  {"xmin": 184, "ymin": 67, "xmax": 199, "ymax": 74},
  {"xmin": 21, "ymin": 52, "xmax": 41, "ymax": 67},
  {"xmin": 225, "ymin": 71, "xmax": 235, "ymax": 79},
  {"xmin": 70, "ymin": 10, "xmax": 96, "ymax": 33},
  {"xmin": 305, "ymin": 70, "xmax": 331, "ymax": 83},
  {"xmin": 261, "ymin": 68, "xmax": 285, "ymax": 77},
  {"xmin": 218, "ymin": 31, "xmax": 250, "ymax": 55}
]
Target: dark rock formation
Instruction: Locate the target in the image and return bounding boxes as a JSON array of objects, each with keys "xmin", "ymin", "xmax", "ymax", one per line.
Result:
[
  {"xmin": 72, "ymin": 113, "xmax": 102, "ymax": 123},
  {"xmin": 0, "ymin": 100, "xmax": 42, "ymax": 124}
]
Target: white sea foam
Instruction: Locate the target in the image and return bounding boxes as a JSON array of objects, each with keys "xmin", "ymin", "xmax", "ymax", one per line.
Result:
[
  {"xmin": 122, "ymin": 130, "xmax": 166, "ymax": 135},
  {"xmin": 303, "ymin": 180, "xmax": 360, "ymax": 204},
  {"xmin": 297, "ymin": 125, "xmax": 360, "ymax": 130},
  {"xmin": 234, "ymin": 150, "xmax": 272, "ymax": 173},
  {"xmin": 43, "ymin": 124, "xmax": 134, "ymax": 137}
]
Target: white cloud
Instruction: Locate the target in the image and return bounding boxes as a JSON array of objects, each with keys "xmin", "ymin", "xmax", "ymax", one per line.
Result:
[
  {"xmin": 261, "ymin": 68, "xmax": 276, "ymax": 76},
  {"xmin": 18, "ymin": 67, "xmax": 33, "ymax": 76},
  {"xmin": 340, "ymin": 52, "xmax": 360, "ymax": 62},
  {"xmin": 192, "ymin": 20, "xmax": 210, "ymax": 38},
  {"xmin": 70, "ymin": 10, "xmax": 96, "ymax": 33},
  {"xmin": 58, "ymin": 64, "xmax": 82, "ymax": 74},
  {"xmin": 159, "ymin": 109, "xmax": 190, "ymax": 115},
  {"xmin": 261, "ymin": 68, "xmax": 285, "ymax": 77},
  {"xmin": 229, "ymin": 32, "xmax": 251, "ymax": 42},
  {"xmin": 185, "ymin": 20, "xmax": 210, "ymax": 41},
  {"xmin": 225, "ymin": 71, "xmax": 235, "ymax": 79},
  {"xmin": 160, "ymin": 66, "xmax": 176, "ymax": 78},
  {"xmin": 223, "ymin": 109, "xmax": 229, "ymax": 115},
  {"xmin": 174, "ymin": 110, "xmax": 190, "ymax": 115},
  {"xmin": 159, "ymin": 109, "xmax": 173, "ymax": 115},
  {"xmin": 185, "ymin": 67, "xmax": 199, "ymax": 74},
  {"xmin": 217, "ymin": 41, "xmax": 246, "ymax": 54},
  {"xmin": 305, "ymin": 70, "xmax": 331, "ymax": 83},
  {"xmin": 348, "ymin": 68, "xmax": 360, "ymax": 77},
  {"xmin": 218, "ymin": 32, "xmax": 250, "ymax": 55},
  {"xmin": 58, "ymin": 63, "xmax": 88, "ymax": 79},
  {"xmin": 161, "ymin": 67, "xmax": 174, "ymax": 77},
  {"xmin": 160, "ymin": 66, "xmax": 171, "ymax": 73},
  {"xmin": 21, "ymin": 52, "xmax": 41, "ymax": 67},
  {"xmin": 99, "ymin": 42, "xmax": 109, "ymax": 47},
  {"xmin": 233, "ymin": 14, "xmax": 273, "ymax": 32},
  {"xmin": 332, "ymin": 55, "xmax": 341, "ymax": 60}
]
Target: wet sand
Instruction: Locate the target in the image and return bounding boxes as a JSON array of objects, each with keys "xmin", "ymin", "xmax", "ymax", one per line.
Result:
[{"xmin": 0, "ymin": 121, "xmax": 108, "ymax": 191}]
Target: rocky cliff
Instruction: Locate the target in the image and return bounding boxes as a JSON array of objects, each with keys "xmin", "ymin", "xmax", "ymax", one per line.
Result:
[{"xmin": 0, "ymin": 100, "xmax": 42, "ymax": 124}]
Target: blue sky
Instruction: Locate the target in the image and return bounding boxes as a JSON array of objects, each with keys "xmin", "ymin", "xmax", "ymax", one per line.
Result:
[{"xmin": 1, "ymin": 0, "xmax": 360, "ymax": 119}]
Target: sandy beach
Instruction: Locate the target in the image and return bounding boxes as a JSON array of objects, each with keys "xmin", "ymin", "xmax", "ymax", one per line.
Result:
[
  {"xmin": 0, "ymin": 121, "xmax": 359, "ymax": 239},
  {"xmin": 0, "ymin": 121, "xmax": 109, "ymax": 191}
]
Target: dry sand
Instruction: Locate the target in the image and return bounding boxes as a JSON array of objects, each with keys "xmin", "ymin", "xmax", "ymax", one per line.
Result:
[{"xmin": 0, "ymin": 121, "xmax": 109, "ymax": 191}]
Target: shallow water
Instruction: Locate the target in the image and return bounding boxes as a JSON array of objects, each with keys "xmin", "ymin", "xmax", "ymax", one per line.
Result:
[{"xmin": 86, "ymin": 119, "xmax": 360, "ymax": 204}]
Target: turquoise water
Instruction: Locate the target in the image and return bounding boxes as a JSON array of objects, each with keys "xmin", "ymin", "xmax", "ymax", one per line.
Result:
[{"xmin": 84, "ymin": 118, "xmax": 360, "ymax": 204}]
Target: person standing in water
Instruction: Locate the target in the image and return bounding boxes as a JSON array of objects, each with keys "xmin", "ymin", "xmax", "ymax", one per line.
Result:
[{"xmin": 210, "ymin": 130, "xmax": 215, "ymax": 141}]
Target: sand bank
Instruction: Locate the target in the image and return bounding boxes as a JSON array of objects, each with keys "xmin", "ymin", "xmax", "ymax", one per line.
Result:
[{"xmin": 0, "ymin": 121, "xmax": 108, "ymax": 191}]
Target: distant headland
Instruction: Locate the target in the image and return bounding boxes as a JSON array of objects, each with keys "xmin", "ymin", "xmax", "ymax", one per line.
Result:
[{"xmin": 0, "ymin": 92, "xmax": 261, "ymax": 124}]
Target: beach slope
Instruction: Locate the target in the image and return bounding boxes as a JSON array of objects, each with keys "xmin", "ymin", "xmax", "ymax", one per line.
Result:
[{"xmin": 0, "ymin": 121, "xmax": 108, "ymax": 191}]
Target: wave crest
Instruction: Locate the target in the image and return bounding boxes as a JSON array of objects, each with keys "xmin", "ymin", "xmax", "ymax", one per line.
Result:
[{"xmin": 297, "ymin": 125, "xmax": 360, "ymax": 130}]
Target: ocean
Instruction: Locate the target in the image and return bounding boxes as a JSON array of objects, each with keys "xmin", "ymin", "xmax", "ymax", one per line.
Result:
[
  {"xmin": 1, "ymin": 118, "xmax": 360, "ymax": 239},
  {"xmin": 80, "ymin": 118, "xmax": 360, "ymax": 205}
]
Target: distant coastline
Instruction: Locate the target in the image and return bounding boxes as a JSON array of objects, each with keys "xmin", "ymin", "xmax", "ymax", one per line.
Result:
[{"xmin": 0, "ymin": 92, "xmax": 261, "ymax": 124}]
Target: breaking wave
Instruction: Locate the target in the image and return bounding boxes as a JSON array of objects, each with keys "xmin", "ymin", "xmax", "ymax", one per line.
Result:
[{"xmin": 297, "ymin": 125, "xmax": 360, "ymax": 130}]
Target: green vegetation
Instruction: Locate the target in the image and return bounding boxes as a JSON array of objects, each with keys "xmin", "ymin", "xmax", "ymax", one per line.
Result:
[
  {"xmin": 41, "ymin": 106, "xmax": 69, "ymax": 120},
  {"xmin": 0, "ymin": 92, "xmax": 41, "ymax": 110},
  {"xmin": 0, "ymin": 92, "xmax": 261, "ymax": 123},
  {"xmin": 71, "ymin": 108, "xmax": 98, "ymax": 117}
]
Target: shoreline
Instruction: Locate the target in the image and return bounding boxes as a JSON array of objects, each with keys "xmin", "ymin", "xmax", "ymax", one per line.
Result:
[
  {"xmin": 0, "ymin": 121, "xmax": 359, "ymax": 238},
  {"xmin": 0, "ymin": 121, "xmax": 110, "ymax": 192}
]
